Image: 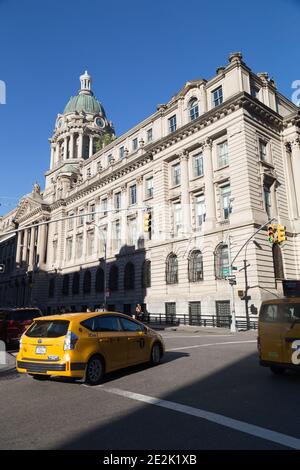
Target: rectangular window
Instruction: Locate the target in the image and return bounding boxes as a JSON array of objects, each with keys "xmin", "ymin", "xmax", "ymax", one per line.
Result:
[
  {"xmin": 212, "ymin": 86, "xmax": 223, "ymax": 107},
  {"xmin": 87, "ymin": 231, "xmax": 94, "ymax": 257},
  {"xmin": 129, "ymin": 184, "xmax": 137, "ymax": 205},
  {"xmin": 128, "ymin": 218, "xmax": 137, "ymax": 246},
  {"xmin": 193, "ymin": 153, "xmax": 203, "ymax": 177},
  {"xmin": 66, "ymin": 238, "xmax": 73, "ymax": 261},
  {"xmin": 87, "ymin": 167, "xmax": 91, "ymax": 178},
  {"xmin": 165, "ymin": 302, "xmax": 176, "ymax": 323},
  {"xmin": 76, "ymin": 234, "xmax": 83, "ymax": 258},
  {"xmin": 172, "ymin": 163, "xmax": 181, "ymax": 186},
  {"xmin": 101, "ymin": 198, "xmax": 108, "ymax": 216},
  {"xmin": 114, "ymin": 192, "xmax": 121, "ymax": 210},
  {"xmin": 173, "ymin": 202, "xmax": 182, "ymax": 236},
  {"xmin": 78, "ymin": 208, "xmax": 84, "ymax": 226},
  {"xmin": 107, "ymin": 154, "xmax": 113, "ymax": 165},
  {"xmin": 99, "ymin": 226, "xmax": 107, "ymax": 254},
  {"xmin": 97, "ymin": 161, "xmax": 102, "ymax": 173},
  {"xmin": 263, "ymin": 186, "xmax": 271, "ymax": 217},
  {"xmin": 217, "ymin": 141, "xmax": 229, "ymax": 168},
  {"xmin": 146, "ymin": 177, "xmax": 153, "ymax": 199},
  {"xmin": 195, "ymin": 195, "xmax": 206, "ymax": 227},
  {"xmin": 119, "ymin": 146, "xmax": 125, "ymax": 159},
  {"xmin": 89, "ymin": 203, "xmax": 96, "ymax": 222},
  {"xmin": 259, "ymin": 139, "xmax": 268, "ymax": 162},
  {"xmin": 168, "ymin": 115, "xmax": 177, "ymax": 133},
  {"xmin": 220, "ymin": 185, "xmax": 232, "ymax": 220},
  {"xmin": 147, "ymin": 128, "xmax": 153, "ymax": 142},
  {"xmin": 113, "ymin": 221, "xmax": 121, "ymax": 250},
  {"xmin": 68, "ymin": 213, "xmax": 74, "ymax": 230},
  {"xmin": 132, "ymin": 138, "xmax": 138, "ymax": 151}
]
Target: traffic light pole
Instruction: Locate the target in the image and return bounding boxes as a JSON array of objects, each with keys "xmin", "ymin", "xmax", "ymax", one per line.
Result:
[{"xmin": 243, "ymin": 258, "xmax": 250, "ymax": 330}]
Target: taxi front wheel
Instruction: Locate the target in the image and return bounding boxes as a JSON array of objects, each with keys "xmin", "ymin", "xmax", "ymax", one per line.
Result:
[
  {"xmin": 150, "ymin": 343, "xmax": 162, "ymax": 365},
  {"xmin": 85, "ymin": 356, "xmax": 104, "ymax": 385}
]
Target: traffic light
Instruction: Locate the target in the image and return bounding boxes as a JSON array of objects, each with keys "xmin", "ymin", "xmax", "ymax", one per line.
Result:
[
  {"xmin": 0, "ymin": 264, "xmax": 5, "ymax": 273},
  {"xmin": 277, "ymin": 224, "xmax": 287, "ymax": 243},
  {"xmin": 143, "ymin": 211, "xmax": 151, "ymax": 233},
  {"xmin": 268, "ymin": 224, "xmax": 275, "ymax": 243}
]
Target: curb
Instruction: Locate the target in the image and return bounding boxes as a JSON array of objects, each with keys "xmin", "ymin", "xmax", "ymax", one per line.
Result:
[{"xmin": 0, "ymin": 352, "xmax": 17, "ymax": 378}]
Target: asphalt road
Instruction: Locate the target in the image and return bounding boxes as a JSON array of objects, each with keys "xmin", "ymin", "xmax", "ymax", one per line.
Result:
[{"xmin": 1, "ymin": 328, "xmax": 300, "ymax": 450}]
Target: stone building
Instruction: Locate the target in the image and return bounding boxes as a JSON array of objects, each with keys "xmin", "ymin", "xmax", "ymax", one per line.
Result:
[{"xmin": 0, "ymin": 54, "xmax": 300, "ymax": 323}]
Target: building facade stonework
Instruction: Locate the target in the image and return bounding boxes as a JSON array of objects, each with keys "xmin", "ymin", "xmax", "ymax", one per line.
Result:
[{"xmin": 1, "ymin": 54, "xmax": 300, "ymax": 320}]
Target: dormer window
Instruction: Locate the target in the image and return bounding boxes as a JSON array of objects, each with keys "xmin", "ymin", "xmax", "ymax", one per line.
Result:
[
  {"xmin": 188, "ymin": 98, "xmax": 199, "ymax": 121},
  {"xmin": 212, "ymin": 86, "xmax": 223, "ymax": 107}
]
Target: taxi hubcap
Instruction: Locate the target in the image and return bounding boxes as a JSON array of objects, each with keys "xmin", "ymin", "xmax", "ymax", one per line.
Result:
[{"xmin": 88, "ymin": 359, "xmax": 102, "ymax": 381}]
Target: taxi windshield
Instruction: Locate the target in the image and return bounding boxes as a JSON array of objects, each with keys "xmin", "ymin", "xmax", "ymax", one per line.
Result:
[
  {"xmin": 25, "ymin": 320, "xmax": 69, "ymax": 338},
  {"xmin": 260, "ymin": 303, "xmax": 300, "ymax": 323}
]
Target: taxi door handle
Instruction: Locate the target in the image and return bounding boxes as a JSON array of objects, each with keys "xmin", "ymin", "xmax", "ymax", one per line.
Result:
[
  {"xmin": 99, "ymin": 338, "xmax": 110, "ymax": 342},
  {"xmin": 127, "ymin": 337, "xmax": 136, "ymax": 341}
]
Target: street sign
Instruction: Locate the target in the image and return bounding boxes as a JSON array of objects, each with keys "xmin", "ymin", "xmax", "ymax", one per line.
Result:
[
  {"xmin": 228, "ymin": 279, "xmax": 237, "ymax": 286},
  {"xmin": 0, "ymin": 264, "xmax": 5, "ymax": 273},
  {"xmin": 226, "ymin": 275, "xmax": 236, "ymax": 280}
]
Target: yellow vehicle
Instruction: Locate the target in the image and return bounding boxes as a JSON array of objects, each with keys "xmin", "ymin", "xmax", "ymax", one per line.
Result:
[
  {"xmin": 258, "ymin": 298, "xmax": 300, "ymax": 374},
  {"xmin": 16, "ymin": 312, "xmax": 165, "ymax": 385}
]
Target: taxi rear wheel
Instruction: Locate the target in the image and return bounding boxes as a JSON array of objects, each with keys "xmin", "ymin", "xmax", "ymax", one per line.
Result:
[
  {"xmin": 270, "ymin": 365, "xmax": 286, "ymax": 375},
  {"xmin": 150, "ymin": 343, "xmax": 162, "ymax": 365},
  {"xmin": 85, "ymin": 356, "xmax": 104, "ymax": 385}
]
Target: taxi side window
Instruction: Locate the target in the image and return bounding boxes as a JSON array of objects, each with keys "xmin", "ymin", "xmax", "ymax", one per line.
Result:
[
  {"xmin": 120, "ymin": 318, "xmax": 143, "ymax": 332},
  {"xmin": 95, "ymin": 316, "xmax": 121, "ymax": 332},
  {"xmin": 260, "ymin": 305, "xmax": 279, "ymax": 323}
]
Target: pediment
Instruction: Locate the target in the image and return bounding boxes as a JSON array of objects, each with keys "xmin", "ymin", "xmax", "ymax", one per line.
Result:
[
  {"xmin": 175, "ymin": 79, "xmax": 206, "ymax": 99},
  {"xmin": 14, "ymin": 195, "xmax": 49, "ymax": 222}
]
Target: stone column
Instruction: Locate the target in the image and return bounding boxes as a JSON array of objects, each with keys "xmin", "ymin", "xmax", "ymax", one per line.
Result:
[
  {"xmin": 29, "ymin": 226, "xmax": 36, "ymax": 270},
  {"xmin": 89, "ymin": 135, "xmax": 94, "ymax": 158},
  {"xmin": 37, "ymin": 221, "xmax": 47, "ymax": 269},
  {"xmin": 64, "ymin": 136, "xmax": 68, "ymax": 160},
  {"xmin": 78, "ymin": 133, "xmax": 83, "ymax": 159},
  {"xmin": 179, "ymin": 151, "xmax": 191, "ymax": 235},
  {"xmin": 136, "ymin": 176, "xmax": 144, "ymax": 240},
  {"xmin": 69, "ymin": 133, "xmax": 74, "ymax": 160},
  {"xmin": 291, "ymin": 138, "xmax": 300, "ymax": 218},
  {"xmin": 106, "ymin": 191, "xmax": 113, "ymax": 256},
  {"xmin": 203, "ymin": 139, "xmax": 216, "ymax": 230},
  {"xmin": 121, "ymin": 185, "xmax": 128, "ymax": 246},
  {"xmin": 22, "ymin": 229, "xmax": 29, "ymax": 264},
  {"xmin": 16, "ymin": 230, "xmax": 22, "ymax": 266},
  {"xmin": 50, "ymin": 144, "xmax": 55, "ymax": 168}
]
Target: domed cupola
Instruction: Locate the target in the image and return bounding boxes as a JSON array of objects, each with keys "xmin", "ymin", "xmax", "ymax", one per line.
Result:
[{"xmin": 48, "ymin": 71, "xmax": 115, "ymax": 174}]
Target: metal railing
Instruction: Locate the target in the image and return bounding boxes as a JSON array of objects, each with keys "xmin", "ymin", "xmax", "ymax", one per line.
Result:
[{"xmin": 147, "ymin": 313, "xmax": 258, "ymax": 330}]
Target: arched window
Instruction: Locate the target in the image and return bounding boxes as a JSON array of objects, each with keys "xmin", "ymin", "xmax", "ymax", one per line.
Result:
[
  {"xmin": 95, "ymin": 267, "xmax": 104, "ymax": 293},
  {"xmin": 188, "ymin": 98, "xmax": 199, "ymax": 121},
  {"xmin": 72, "ymin": 272, "xmax": 80, "ymax": 295},
  {"xmin": 215, "ymin": 243, "xmax": 229, "ymax": 279},
  {"xmin": 62, "ymin": 274, "xmax": 69, "ymax": 296},
  {"xmin": 272, "ymin": 244, "xmax": 285, "ymax": 279},
  {"xmin": 166, "ymin": 253, "xmax": 178, "ymax": 284},
  {"xmin": 48, "ymin": 278, "xmax": 55, "ymax": 298},
  {"xmin": 109, "ymin": 264, "xmax": 119, "ymax": 291},
  {"xmin": 188, "ymin": 250, "xmax": 203, "ymax": 282},
  {"xmin": 142, "ymin": 259, "xmax": 151, "ymax": 288},
  {"xmin": 124, "ymin": 262, "xmax": 135, "ymax": 290},
  {"xmin": 83, "ymin": 270, "xmax": 92, "ymax": 294}
]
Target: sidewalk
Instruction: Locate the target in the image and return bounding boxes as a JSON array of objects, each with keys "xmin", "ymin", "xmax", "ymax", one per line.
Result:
[{"xmin": 149, "ymin": 323, "xmax": 250, "ymax": 335}]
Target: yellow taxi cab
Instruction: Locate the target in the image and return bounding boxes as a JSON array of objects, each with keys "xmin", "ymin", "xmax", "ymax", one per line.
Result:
[
  {"xmin": 16, "ymin": 311, "xmax": 165, "ymax": 385},
  {"xmin": 258, "ymin": 298, "xmax": 300, "ymax": 374}
]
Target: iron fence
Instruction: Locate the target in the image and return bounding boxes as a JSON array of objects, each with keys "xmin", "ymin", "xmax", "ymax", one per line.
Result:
[{"xmin": 147, "ymin": 313, "xmax": 258, "ymax": 330}]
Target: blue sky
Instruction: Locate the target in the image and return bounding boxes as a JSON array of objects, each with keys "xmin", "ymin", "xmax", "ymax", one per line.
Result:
[{"xmin": 0, "ymin": 0, "xmax": 299, "ymax": 215}]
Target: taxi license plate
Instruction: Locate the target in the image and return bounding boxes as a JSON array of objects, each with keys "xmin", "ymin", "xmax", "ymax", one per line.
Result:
[{"xmin": 35, "ymin": 346, "xmax": 46, "ymax": 355}]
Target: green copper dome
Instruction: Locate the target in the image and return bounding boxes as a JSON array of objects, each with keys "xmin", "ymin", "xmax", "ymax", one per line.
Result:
[{"xmin": 64, "ymin": 94, "xmax": 105, "ymax": 115}]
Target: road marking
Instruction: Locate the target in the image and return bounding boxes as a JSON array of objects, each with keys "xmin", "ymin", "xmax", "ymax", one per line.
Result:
[
  {"xmin": 167, "ymin": 340, "xmax": 256, "ymax": 352},
  {"xmin": 162, "ymin": 335, "xmax": 233, "ymax": 339},
  {"xmin": 87, "ymin": 385, "xmax": 300, "ymax": 450}
]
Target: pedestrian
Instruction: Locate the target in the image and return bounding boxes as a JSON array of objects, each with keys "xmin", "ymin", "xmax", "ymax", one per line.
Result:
[{"xmin": 135, "ymin": 303, "xmax": 143, "ymax": 321}]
